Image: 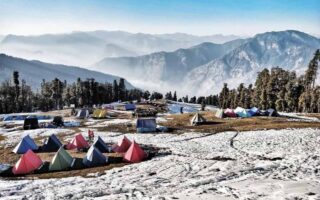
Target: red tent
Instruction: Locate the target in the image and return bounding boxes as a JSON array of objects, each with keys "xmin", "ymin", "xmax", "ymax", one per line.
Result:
[
  {"xmin": 112, "ymin": 136, "xmax": 132, "ymax": 153},
  {"xmin": 12, "ymin": 150, "xmax": 43, "ymax": 175},
  {"xmin": 224, "ymin": 108, "xmax": 237, "ymax": 118},
  {"xmin": 123, "ymin": 141, "xmax": 147, "ymax": 163},
  {"xmin": 66, "ymin": 133, "xmax": 89, "ymax": 150}
]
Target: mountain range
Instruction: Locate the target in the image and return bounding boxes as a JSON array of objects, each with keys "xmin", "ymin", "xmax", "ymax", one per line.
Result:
[
  {"xmin": 94, "ymin": 30, "xmax": 320, "ymax": 96},
  {"xmin": 0, "ymin": 30, "xmax": 319, "ymax": 96},
  {"xmin": 0, "ymin": 31, "xmax": 241, "ymax": 67},
  {"xmin": 0, "ymin": 54, "xmax": 134, "ymax": 90}
]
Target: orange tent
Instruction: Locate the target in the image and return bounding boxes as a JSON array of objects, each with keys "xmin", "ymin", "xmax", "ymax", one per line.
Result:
[
  {"xmin": 12, "ymin": 150, "xmax": 43, "ymax": 175},
  {"xmin": 123, "ymin": 141, "xmax": 147, "ymax": 163},
  {"xmin": 66, "ymin": 134, "xmax": 89, "ymax": 150},
  {"xmin": 112, "ymin": 136, "xmax": 132, "ymax": 153}
]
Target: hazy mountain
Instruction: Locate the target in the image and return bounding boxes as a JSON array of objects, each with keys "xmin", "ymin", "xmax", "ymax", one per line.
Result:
[
  {"xmin": 155, "ymin": 33, "xmax": 242, "ymax": 44},
  {"xmin": 0, "ymin": 54, "xmax": 134, "ymax": 90},
  {"xmin": 0, "ymin": 30, "xmax": 242, "ymax": 67},
  {"xmin": 183, "ymin": 30, "xmax": 320, "ymax": 96},
  {"xmin": 94, "ymin": 39, "xmax": 247, "ymax": 86}
]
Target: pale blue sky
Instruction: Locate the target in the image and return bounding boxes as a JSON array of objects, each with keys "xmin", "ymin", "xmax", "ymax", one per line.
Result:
[{"xmin": 0, "ymin": 0, "xmax": 319, "ymax": 36}]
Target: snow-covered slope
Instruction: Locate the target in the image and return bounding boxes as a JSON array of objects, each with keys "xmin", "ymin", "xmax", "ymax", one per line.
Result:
[
  {"xmin": 184, "ymin": 30, "xmax": 320, "ymax": 96},
  {"xmin": 0, "ymin": 54, "xmax": 134, "ymax": 90},
  {"xmin": 94, "ymin": 39, "xmax": 247, "ymax": 91},
  {"xmin": 0, "ymin": 128, "xmax": 319, "ymax": 199}
]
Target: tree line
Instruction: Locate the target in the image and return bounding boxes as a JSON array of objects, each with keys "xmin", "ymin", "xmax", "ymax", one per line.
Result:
[
  {"xmin": 218, "ymin": 49, "xmax": 320, "ymax": 112},
  {"xmin": 0, "ymin": 75, "xmax": 162, "ymax": 114},
  {"xmin": 164, "ymin": 49, "xmax": 320, "ymax": 113}
]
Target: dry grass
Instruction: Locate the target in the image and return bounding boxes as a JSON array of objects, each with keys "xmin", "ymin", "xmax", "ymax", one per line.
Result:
[{"xmin": 159, "ymin": 111, "xmax": 320, "ymax": 134}]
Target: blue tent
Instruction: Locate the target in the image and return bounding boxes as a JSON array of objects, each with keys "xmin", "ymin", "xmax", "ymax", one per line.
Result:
[
  {"xmin": 248, "ymin": 107, "xmax": 259, "ymax": 116},
  {"xmin": 93, "ymin": 136, "xmax": 109, "ymax": 153},
  {"xmin": 234, "ymin": 107, "xmax": 252, "ymax": 118},
  {"xmin": 136, "ymin": 118, "xmax": 157, "ymax": 133},
  {"xmin": 13, "ymin": 135, "xmax": 38, "ymax": 154},
  {"xmin": 82, "ymin": 146, "xmax": 107, "ymax": 167},
  {"xmin": 42, "ymin": 134, "xmax": 63, "ymax": 152},
  {"xmin": 125, "ymin": 104, "xmax": 136, "ymax": 111}
]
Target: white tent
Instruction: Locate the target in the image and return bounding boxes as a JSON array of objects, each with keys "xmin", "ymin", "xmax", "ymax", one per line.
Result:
[{"xmin": 190, "ymin": 113, "xmax": 206, "ymax": 126}]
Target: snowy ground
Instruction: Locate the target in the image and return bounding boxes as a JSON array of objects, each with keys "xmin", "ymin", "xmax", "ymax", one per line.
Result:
[{"xmin": 0, "ymin": 127, "xmax": 319, "ymax": 199}]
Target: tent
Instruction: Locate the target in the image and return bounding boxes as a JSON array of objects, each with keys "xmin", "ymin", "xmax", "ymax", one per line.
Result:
[
  {"xmin": 13, "ymin": 135, "xmax": 38, "ymax": 154},
  {"xmin": 215, "ymin": 109, "xmax": 224, "ymax": 118},
  {"xmin": 224, "ymin": 108, "xmax": 237, "ymax": 118},
  {"xmin": 98, "ymin": 109, "xmax": 108, "ymax": 119},
  {"xmin": 234, "ymin": 107, "xmax": 251, "ymax": 118},
  {"xmin": 136, "ymin": 118, "xmax": 157, "ymax": 133},
  {"xmin": 76, "ymin": 109, "xmax": 89, "ymax": 119},
  {"xmin": 125, "ymin": 104, "xmax": 136, "ymax": 111},
  {"xmin": 93, "ymin": 136, "xmax": 109, "ymax": 153},
  {"xmin": 52, "ymin": 116, "xmax": 64, "ymax": 127},
  {"xmin": 66, "ymin": 134, "xmax": 90, "ymax": 150},
  {"xmin": 123, "ymin": 141, "xmax": 147, "ymax": 163},
  {"xmin": 92, "ymin": 109, "xmax": 101, "ymax": 118},
  {"xmin": 49, "ymin": 147, "xmax": 74, "ymax": 171},
  {"xmin": 12, "ymin": 150, "xmax": 43, "ymax": 175},
  {"xmin": 267, "ymin": 108, "xmax": 278, "ymax": 117},
  {"xmin": 112, "ymin": 136, "xmax": 132, "ymax": 153},
  {"xmin": 23, "ymin": 117, "xmax": 39, "ymax": 130},
  {"xmin": 41, "ymin": 134, "xmax": 63, "ymax": 152},
  {"xmin": 82, "ymin": 146, "xmax": 107, "ymax": 167},
  {"xmin": 190, "ymin": 113, "xmax": 206, "ymax": 126},
  {"xmin": 248, "ymin": 107, "xmax": 260, "ymax": 116}
]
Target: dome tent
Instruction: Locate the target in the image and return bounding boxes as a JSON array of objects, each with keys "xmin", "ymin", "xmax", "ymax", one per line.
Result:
[
  {"xmin": 82, "ymin": 146, "xmax": 107, "ymax": 167},
  {"xmin": 66, "ymin": 134, "xmax": 90, "ymax": 150},
  {"xmin": 123, "ymin": 141, "xmax": 147, "ymax": 163},
  {"xmin": 234, "ymin": 107, "xmax": 251, "ymax": 118},
  {"xmin": 224, "ymin": 108, "xmax": 237, "ymax": 118},
  {"xmin": 49, "ymin": 147, "xmax": 74, "ymax": 171},
  {"xmin": 215, "ymin": 109, "xmax": 224, "ymax": 118},
  {"xmin": 190, "ymin": 113, "xmax": 206, "ymax": 126},
  {"xmin": 13, "ymin": 135, "xmax": 38, "ymax": 154},
  {"xmin": 112, "ymin": 136, "xmax": 132, "ymax": 153},
  {"xmin": 93, "ymin": 136, "xmax": 109, "ymax": 153},
  {"xmin": 12, "ymin": 150, "xmax": 43, "ymax": 175},
  {"xmin": 41, "ymin": 134, "xmax": 63, "ymax": 152}
]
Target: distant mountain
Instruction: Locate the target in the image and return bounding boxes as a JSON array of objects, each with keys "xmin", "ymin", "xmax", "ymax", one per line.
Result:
[
  {"xmin": 94, "ymin": 39, "xmax": 247, "ymax": 85},
  {"xmin": 0, "ymin": 54, "xmax": 134, "ymax": 90},
  {"xmin": 0, "ymin": 30, "xmax": 242, "ymax": 66},
  {"xmin": 155, "ymin": 33, "xmax": 241, "ymax": 44},
  {"xmin": 183, "ymin": 30, "xmax": 320, "ymax": 96}
]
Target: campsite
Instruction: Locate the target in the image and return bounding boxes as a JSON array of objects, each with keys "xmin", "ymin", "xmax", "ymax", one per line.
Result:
[
  {"xmin": 1, "ymin": 1, "xmax": 320, "ymax": 198},
  {"xmin": 0, "ymin": 100, "xmax": 320, "ymax": 198}
]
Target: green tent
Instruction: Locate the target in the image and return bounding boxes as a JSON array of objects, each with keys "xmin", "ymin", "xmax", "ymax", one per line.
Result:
[{"xmin": 49, "ymin": 147, "xmax": 74, "ymax": 171}]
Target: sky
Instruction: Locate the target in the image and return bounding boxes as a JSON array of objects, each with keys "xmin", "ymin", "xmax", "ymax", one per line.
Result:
[{"xmin": 0, "ymin": 0, "xmax": 319, "ymax": 36}]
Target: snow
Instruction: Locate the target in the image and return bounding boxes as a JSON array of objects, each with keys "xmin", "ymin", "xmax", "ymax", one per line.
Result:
[{"xmin": 0, "ymin": 128, "xmax": 320, "ymax": 199}]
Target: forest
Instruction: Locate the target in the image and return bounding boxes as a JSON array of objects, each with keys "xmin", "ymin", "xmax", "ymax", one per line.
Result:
[
  {"xmin": 166, "ymin": 49, "xmax": 320, "ymax": 113},
  {"xmin": 0, "ymin": 49, "xmax": 319, "ymax": 114}
]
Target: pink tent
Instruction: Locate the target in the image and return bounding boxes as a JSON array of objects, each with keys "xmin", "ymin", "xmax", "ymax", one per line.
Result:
[
  {"xmin": 123, "ymin": 141, "xmax": 147, "ymax": 163},
  {"xmin": 12, "ymin": 150, "xmax": 43, "ymax": 175},
  {"xmin": 112, "ymin": 136, "xmax": 132, "ymax": 153},
  {"xmin": 66, "ymin": 133, "xmax": 89, "ymax": 150},
  {"xmin": 224, "ymin": 108, "xmax": 237, "ymax": 118}
]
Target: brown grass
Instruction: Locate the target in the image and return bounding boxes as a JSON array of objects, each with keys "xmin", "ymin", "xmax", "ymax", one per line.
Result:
[{"xmin": 159, "ymin": 111, "xmax": 320, "ymax": 134}]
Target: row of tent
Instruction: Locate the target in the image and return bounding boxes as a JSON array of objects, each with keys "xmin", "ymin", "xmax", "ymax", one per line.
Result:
[
  {"xmin": 7, "ymin": 134, "xmax": 147, "ymax": 175},
  {"xmin": 76, "ymin": 103, "xmax": 136, "ymax": 119},
  {"xmin": 215, "ymin": 107, "xmax": 278, "ymax": 118}
]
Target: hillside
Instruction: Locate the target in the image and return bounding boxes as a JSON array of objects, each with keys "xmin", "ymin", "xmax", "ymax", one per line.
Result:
[
  {"xmin": 0, "ymin": 54, "xmax": 134, "ymax": 90},
  {"xmin": 94, "ymin": 39, "xmax": 247, "ymax": 88},
  {"xmin": 184, "ymin": 30, "xmax": 320, "ymax": 95}
]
